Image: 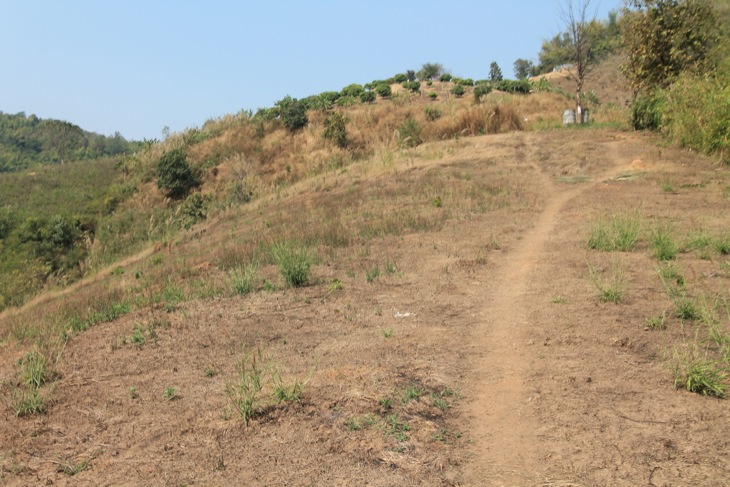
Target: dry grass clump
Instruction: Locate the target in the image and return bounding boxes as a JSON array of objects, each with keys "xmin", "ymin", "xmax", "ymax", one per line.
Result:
[{"xmin": 425, "ymin": 103, "xmax": 524, "ymax": 139}]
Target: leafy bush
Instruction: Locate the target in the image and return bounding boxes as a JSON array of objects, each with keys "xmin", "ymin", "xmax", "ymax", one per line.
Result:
[
  {"xmin": 360, "ymin": 90, "xmax": 376, "ymax": 103},
  {"xmin": 393, "ymin": 73, "xmax": 407, "ymax": 83},
  {"xmin": 375, "ymin": 83, "xmax": 392, "ymax": 98},
  {"xmin": 473, "ymin": 84, "xmax": 492, "ymax": 102},
  {"xmin": 275, "ymin": 96, "xmax": 308, "ymax": 132},
  {"xmin": 423, "ymin": 106, "xmax": 442, "ymax": 121},
  {"xmin": 323, "ymin": 111, "xmax": 349, "ymax": 148},
  {"xmin": 402, "ymin": 81, "xmax": 421, "ymax": 93},
  {"xmin": 428, "ymin": 92, "xmax": 438, "ymax": 100},
  {"xmin": 177, "ymin": 192, "xmax": 208, "ymax": 229},
  {"xmin": 340, "ymin": 84, "xmax": 365, "ymax": 98},
  {"xmin": 495, "ymin": 79, "xmax": 531, "ymax": 94},
  {"xmin": 439, "ymin": 73, "xmax": 452, "ymax": 82},
  {"xmin": 156, "ymin": 148, "xmax": 197, "ymax": 199},
  {"xmin": 451, "ymin": 84, "xmax": 465, "ymax": 97}
]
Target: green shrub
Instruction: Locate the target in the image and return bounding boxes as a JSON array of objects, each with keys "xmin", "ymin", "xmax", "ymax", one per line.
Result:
[
  {"xmin": 424, "ymin": 106, "xmax": 442, "ymax": 121},
  {"xmin": 275, "ymin": 96, "xmax": 308, "ymax": 132},
  {"xmin": 451, "ymin": 84, "xmax": 465, "ymax": 97},
  {"xmin": 375, "ymin": 83, "xmax": 392, "ymax": 98},
  {"xmin": 393, "ymin": 73, "xmax": 407, "ymax": 83},
  {"xmin": 428, "ymin": 92, "xmax": 438, "ymax": 100},
  {"xmin": 631, "ymin": 91, "xmax": 664, "ymax": 131},
  {"xmin": 439, "ymin": 73, "xmax": 452, "ymax": 82},
  {"xmin": 402, "ymin": 81, "xmax": 421, "ymax": 93},
  {"xmin": 397, "ymin": 117, "xmax": 422, "ymax": 148},
  {"xmin": 230, "ymin": 263, "xmax": 258, "ymax": 296},
  {"xmin": 360, "ymin": 90, "xmax": 376, "ymax": 103},
  {"xmin": 340, "ymin": 83, "xmax": 365, "ymax": 98},
  {"xmin": 473, "ymin": 84, "xmax": 492, "ymax": 102},
  {"xmin": 177, "ymin": 192, "xmax": 208, "ymax": 229},
  {"xmin": 495, "ymin": 79, "xmax": 530, "ymax": 94},
  {"xmin": 323, "ymin": 111, "xmax": 349, "ymax": 149},
  {"xmin": 271, "ymin": 241, "xmax": 313, "ymax": 287},
  {"xmin": 156, "ymin": 148, "xmax": 197, "ymax": 199}
]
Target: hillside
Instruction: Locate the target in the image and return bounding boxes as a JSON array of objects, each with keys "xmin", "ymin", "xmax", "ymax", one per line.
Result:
[{"xmin": 1, "ymin": 64, "xmax": 729, "ymax": 485}]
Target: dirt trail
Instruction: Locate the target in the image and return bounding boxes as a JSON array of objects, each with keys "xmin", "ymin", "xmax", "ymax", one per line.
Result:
[{"xmin": 463, "ymin": 140, "xmax": 630, "ymax": 485}]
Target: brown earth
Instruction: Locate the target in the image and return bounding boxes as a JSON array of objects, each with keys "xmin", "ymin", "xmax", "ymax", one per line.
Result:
[{"xmin": 2, "ymin": 129, "xmax": 729, "ymax": 486}]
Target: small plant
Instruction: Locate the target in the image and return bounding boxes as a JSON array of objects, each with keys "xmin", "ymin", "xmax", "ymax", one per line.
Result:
[
  {"xmin": 375, "ymin": 83, "xmax": 392, "ymax": 98},
  {"xmin": 163, "ymin": 387, "xmax": 177, "ymax": 401},
  {"xmin": 428, "ymin": 92, "xmax": 438, "ymax": 100},
  {"xmin": 366, "ymin": 267, "xmax": 380, "ymax": 283},
  {"xmin": 658, "ymin": 262, "xmax": 685, "ymax": 287},
  {"xmin": 674, "ymin": 297, "xmax": 701, "ymax": 321},
  {"xmin": 272, "ymin": 365, "xmax": 312, "ymax": 404},
  {"xmin": 588, "ymin": 263, "xmax": 626, "ymax": 304},
  {"xmin": 271, "ymin": 241, "xmax": 313, "ymax": 287},
  {"xmin": 204, "ymin": 366, "xmax": 217, "ymax": 378},
  {"xmin": 671, "ymin": 344, "xmax": 728, "ymax": 398},
  {"xmin": 432, "ymin": 195, "xmax": 443, "ymax": 208},
  {"xmin": 587, "ymin": 211, "xmax": 642, "ymax": 252},
  {"xmin": 384, "ymin": 262, "xmax": 398, "ymax": 275},
  {"xmin": 714, "ymin": 234, "xmax": 730, "ymax": 255},
  {"xmin": 645, "ymin": 312, "xmax": 667, "ymax": 330},
  {"xmin": 650, "ymin": 223, "xmax": 678, "ymax": 260},
  {"xmin": 451, "ymin": 84, "xmax": 465, "ymax": 97},
  {"xmin": 128, "ymin": 386, "xmax": 138, "ymax": 399},
  {"xmin": 384, "ymin": 413, "xmax": 411, "ymax": 441},
  {"xmin": 156, "ymin": 148, "xmax": 197, "ymax": 199},
  {"xmin": 327, "ymin": 278, "xmax": 343, "ymax": 292},
  {"xmin": 401, "ymin": 384, "xmax": 426, "ymax": 404},
  {"xmin": 19, "ymin": 350, "xmax": 48, "ymax": 389},
  {"xmin": 397, "ymin": 117, "xmax": 422, "ymax": 148},
  {"xmin": 551, "ymin": 295, "xmax": 569, "ymax": 304},
  {"xmin": 379, "ymin": 396, "xmax": 393, "ymax": 409},
  {"xmin": 382, "ymin": 327, "xmax": 394, "ymax": 339},
  {"xmin": 430, "ymin": 392, "xmax": 451, "ymax": 410},
  {"xmin": 423, "ymin": 106, "xmax": 442, "ymax": 121},
  {"xmin": 230, "ymin": 263, "xmax": 258, "ymax": 296},
  {"xmin": 323, "ymin": 111, "xmax": 349, "ymax": 148},
  {"xmin": 12, "ymin": 388, "xmax": 47, "ymax": 417}
]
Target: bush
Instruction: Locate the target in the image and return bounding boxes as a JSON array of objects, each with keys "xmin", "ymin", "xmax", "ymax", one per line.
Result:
[
  {"xmin": 631, "ymin": 91, "xmax": 664, "ymax": 131},
  {"xmin": 323, "ymin": 111, "xmax": 349, "ymax": 148},
  {"xmin": 402, "ymin": 81, "xmax": 421, "ymax": 93},
  {"xmin": 428, "ymin": 92, "xmax": 438, "ymax": 100},
  {"xmin": 424, "ymin": 106, "xmax": 442, "ymax": 121},
  {"xmin": 275, "ymin": 96, "xmax": 308, "ymax": 132},
  {"xmin": 360, "ymin": 90, "xmax": 376, "ymax": 103},
  {"xmin": 375, "ymin": 83, "xmax": 392, "ymax": 98},
  {"xmin": 397, "ymin": 117, "xmax": 422, "ymax": 148},
  {"xmin": 495, "ymin": 79, "xmax": 531, "ymax": 94},
  {"xmin": 156, "ymin": 148, "xmax": 197, "ymax": 199},
  {"xmin": 439, "ymin": 73, "xmax": 452, "ymax": 82},
  {"xmin": 177, "ymin": 192, "xmax": 208, "ymax": 229},
  {"xmin": 451, "ymin": 84, "xmax": 465, "ymax": 97},
  {"xmin": 340, "ymin": 83, "xmax": 365, "ymax": 98},
  {"xmin": 393, "ymin": 73, "xmax": 407, "ymax": 83},
  {"xmin": 473, "ymin": 84, "xmax": 492, "ymax": 102}
]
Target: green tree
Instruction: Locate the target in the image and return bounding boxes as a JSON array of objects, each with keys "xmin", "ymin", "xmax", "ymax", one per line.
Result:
[
  {"xmin": 621, "ymin": 0, "xmax": 719, "ymax": 94},
  {"xmin": 418, "ymin": 62, "xmax": 444, "ymax": 81},
  {"xmin": 513, "ymin": 58, "xmax": 535, "ymax": 79},
  {"xmin": 340, "ymin": 83, "xmax": 365, "ymax": 98},
  {"xmin": 156, "ymin": 148, "xmax": 197, "ymax": 199},
  {"xmin": 489, "ymin": 62, "xmax": 504, "ymax": 82},
  {"xmin": 275, "ymin": 96, "xmax": 309, "ymax": 132},
  {"xmin": 375, "ymin": 83, "xmax": 392, "ymax": 98},
  {"xmin": 405, "ymin": 70, "xmax": 417, "ymax": 82}
]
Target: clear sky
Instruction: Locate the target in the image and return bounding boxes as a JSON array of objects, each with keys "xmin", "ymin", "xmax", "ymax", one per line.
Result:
[{"xmin": 0, "ymin": 0, "xmax": 620, "ymax": 141}]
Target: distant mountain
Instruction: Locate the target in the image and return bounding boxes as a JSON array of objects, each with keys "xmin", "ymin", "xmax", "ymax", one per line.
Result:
[{"xmin": 0, "ymin": 111, "xmax": 140, "ymax": 172}]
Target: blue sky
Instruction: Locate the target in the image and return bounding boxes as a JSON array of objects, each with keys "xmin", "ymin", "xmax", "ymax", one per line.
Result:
[{"xmin": 0, "ymin": 1, "xmax": 619, "ymax": 141}]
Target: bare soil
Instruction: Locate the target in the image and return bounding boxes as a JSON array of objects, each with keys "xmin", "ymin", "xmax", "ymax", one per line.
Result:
[{"xmin": 2, "ymin": 129, "xmax": 729, "ymax": 486}]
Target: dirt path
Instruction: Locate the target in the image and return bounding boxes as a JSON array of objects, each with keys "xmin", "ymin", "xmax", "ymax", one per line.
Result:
[{"xmin": 463, "ymin": 140, "xmax": 630, "ymax": 485}]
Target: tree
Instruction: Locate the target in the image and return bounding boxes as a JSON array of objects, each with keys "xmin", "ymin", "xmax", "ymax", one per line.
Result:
[
  {"xmin": 418, "ymin": 62, "xmax": 444, "ymax": 81},
  {"xmin": 323, "ymin": 111, "xmax": 349, "ymax": 148},
  {"xmin": 40, "ymin": 120, "xmax": 85, "ymax": 164},
  {"xmin": 489, "ymin": 62, "xmax": 504, "ymax": 82},
  {"xmin": 621, "ymin": 0, "xmax": 719, "ymax": 94},
  {"xmin": 561, "ymin": 0, "xmax": 600, "ymax": 123},
  {"xmin": 156, "ymin": 148, "xmax": 197, "ymax": 199},
  {"xmin": 405, "ymin": 70, "xmax": 417, "ymax": 82},
  {"xmin": 513, "ymin": 59, "xmax": 535, "ymax": 79}
]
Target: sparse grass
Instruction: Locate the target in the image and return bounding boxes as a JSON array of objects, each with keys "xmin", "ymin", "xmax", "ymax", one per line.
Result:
[
  {"xmin": 230, "ymin": 262, "xmax": 258, "ymax": 296},
  {"xmin": 551, "ymin": 295, "xmax": 569, "ymax": 304},
  {"xmin": 671, "ymin": 342, "xmax": 728, "ymax": 398},
  {"xmin": 365, "ymin": 267, "xmax": 380, "ymax": 283},
  {"xmin": 401, "ymin": 384, "xmax": 426, "ymax": 404},
  {"xmin": 327, "ymin": 278, "xmax": 343, "ymax": 292},
  {"xmin": 382, "ymin": 327, "xmax": 395, "ymax": 339},
  {"xmin": 658, "ymin": 262, "xmax": 685, "ymax": 287},
  {"xmin": 383, "ymin": 413, "xmax": 411, "ymax": 442},
  {"xmin": 588, "ymin": 262, "xmax": 627, "ymax": 304},
  {"xmin": 163, "ymin": 387, "xmax": 177, "ymax": 401},
  {"xmin": 645, "ymin": 312, "xmax": 668, "ymax": 330},
  {"xmin": 714, "ymin": 234, "xmax": 730, "ymax": 255},
  {"xmin": 271, "ymin": 241, "xmax": 313, "ymax": 287},
  {"xmin": 587, "ymin": 211, "xmax": 642, "ymax": 252},
  {"xmin": 674, "ymin": 297, "xmax": 701, "ymax": 321}
]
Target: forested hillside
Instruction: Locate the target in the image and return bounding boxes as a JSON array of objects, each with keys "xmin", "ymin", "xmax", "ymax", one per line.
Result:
[{"xmin": 0, "ymin": 111, "xmax": 140, "ymax": 172}]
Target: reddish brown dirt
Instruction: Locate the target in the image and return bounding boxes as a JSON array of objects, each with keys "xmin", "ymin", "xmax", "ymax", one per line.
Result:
[{"xmin": 2, "ymin": 130, "xmax": 729, "ymax": 486}]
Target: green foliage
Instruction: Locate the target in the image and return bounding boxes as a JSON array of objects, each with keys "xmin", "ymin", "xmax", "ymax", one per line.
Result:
[
  {"xmin": 439, "ymin": 73, "xmax": 453, "ymax": 82},
  {"xmin": 375, "ymin": 83, "xmax": 392, "ymax": 98},
  {"xmin": 177, "ymin": 192, "xmax": 208, "ymax": 229},
  {"xmin": 0, "ymin": 112, "xmax": 138, "ymax": 172},
  {"xmin": 156, "ymin": 148, "xmax": 197, "ymax": 199},
  {"xmin": 650, "ymin": 223, "xmax": 678, "ymax": 260},
  {"xmin": 397, "ymin": 117, "xmax": 422, "ymax": 148},
  {"xmin": 393, "ymin": 73, "xmax": 408, "ymax": 83},
  {"xmin": 360, "ymin": 90, "xmax": 376, "ymax": 103},
  {"xmin": 423, "ymin": 106, "xmax": 442, "ymax": 121},
  {"xmin": 631, "ymin": 91, "xmax": 665, "ymax": 130},
  {"xmin": 402, "ymin": 81, "xmax": 421, "ymax": 93},
  {"xmin": 323, "ymin": 111, "xmax": 349, "ymax": 148},
  {"xmin": 405, "ymin": 70, "xmax": 417, "ymax": 82},
  {"xmin": 513, "ymin": 58, "xmax": 535, "ymax": 79},
  {"xmin": 340, "ymin": 83, "xmax": 365, "ymax": 98},
  {"xmin": 671, "ymin": 344, "xmax": 728, "ymax": 397},
  {"xmin": 275, "ymin": 95, "xmax": 309, "ymax": 132},
  {"xmin": 230, "ymin": 263, "xmax": 258, "ymax": 296},
  {"xmin": 271, "ymin": 241, "xmax": 313, "ymax": 287},
  {"xmin": 473, "ymin": 84, "xmax": 492, "ymax": 102},
  {"xmin": 622, "ymin": 0, "xmax": 719, "ymax": 93},
  {"xmin": 589, "ymin": 263, "xmax": 627, "ymax": 303},
  {"xmin": 489, "ymin": 61, "xmax": 504, "ymax": 82},
  {"xmin": 418, "ymin": 62, "xmax": 444, "ymax": 81},
  {"xmin": 451, "ymin": 84, "xmax": 465, "ymax": 97},
  {"xmin": 495, "ymin": 79, "xmax": 531, "ymax": 94},
  {"xmin": 587, "ymin": 212, "xmax": 642, "ymax": 252}
]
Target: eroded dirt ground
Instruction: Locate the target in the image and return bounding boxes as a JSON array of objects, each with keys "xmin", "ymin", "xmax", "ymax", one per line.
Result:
[{"xmin": 2, "ymin": 130, "xmax": 729, "ymax": 486}]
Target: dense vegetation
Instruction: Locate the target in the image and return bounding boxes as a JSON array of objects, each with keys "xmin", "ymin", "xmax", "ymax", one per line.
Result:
[{"xmin": 0, "ymin": 111, "xmax": 140, "ymax": 172}]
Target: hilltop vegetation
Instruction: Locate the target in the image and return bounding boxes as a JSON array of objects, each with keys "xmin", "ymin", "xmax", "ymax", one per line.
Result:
[{"xmin": 0, "ymin": 111, "xmax": 140, "ymax": 172}]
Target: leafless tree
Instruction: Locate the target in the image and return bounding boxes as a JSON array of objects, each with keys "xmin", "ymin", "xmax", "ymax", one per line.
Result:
[{"xmin": 561, "ymin": 0, "xmax": 599, "ymax": 123}]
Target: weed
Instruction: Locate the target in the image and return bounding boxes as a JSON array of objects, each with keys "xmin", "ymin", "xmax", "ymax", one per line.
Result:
[
  {"xmin": 674, "ymin": 298, "xmax": 701, "ymax": 321},
  {"xmin": 19, "ymin": 350, "xmax": 48, "ymax": 389},
  {"xmin": 204, "ymin": 366, "xmax": 217, "ymax": 378},
  {"xmin": 384, "ymin": 262, "xmax": 398, "ymax": 275},
  {"xmin": 661, "ymin": 182, "xmax": 674, "ymax": 192},
  {"xmin": 671, "ymin": 344, "xmax": 728, "ymax": 398},
  {"xmin": 227, "ymin": 347, "xmax": 267, "ymax": 425},
  {"xmin": 650, "ymin": 223, "xmax": 678, "ymax": 260},
  {"xmin": 401, "ymin": 384, "xmax": 426, "ymax": 404},
  {"xmin": 271, "ymin": 241, "xmax": 313, "ymax": 287},
  {"xmin": 163, "ymin": 387, "xmax": 177, "ymax": 401},
  {"xmin": 645, "ymin": 312, "xmax": 668, "ymax": 330},
  {"xmin": 327, "ymin": 278, "xmax": 343, "ymax": 293},
  {"xmin": 128, "ymin": 386, "xmax": 137, "ymax": 399},
  {"xmin": 384, "ymin": 413, "xmax": 411, "ymax": 441},
  {"xmin": 587, "ymin": 211, "xmax": 642, "ymax": 252},
  {"xmin": 272, "ymin": 364, "xmax": 312, "ymax": 404},
  {"xmin": 658, "ymin": 262, "xmax": 685, "ymax": 287},
  {"xmin": 430, "ymin": 393, "xmax": 450, "ymax": 410},
  {"xmin": 551, "ymin": 295, "xmax": 569, "ymax": 304},
  {"xmin": 379, "ymin": 396, "xmax": 393, "ymax": 409},
  {"xmin": 382, "ymin": 327, "xmax": 395, "ymax": 339},
  {"xmin": 230, "ymin": 262, "xmax": 258, "ymax": 296},
  {"xmin": 714, "ymin": 234, "xmax": 730, "ymax": 255},
  {"xmin": 11, "ymin": 388, "xmax": 47, "ymax": 417},
  {"xmin": 263, "ymin": 280, "xmax": 278, "ymax": 292},
  {"xmin": 588, "ymin": 263, "xmax": 626, "ymax": 304},
  {"xmin": 365, "ymin": 267, "xmax": 380, "ymax": 283}
]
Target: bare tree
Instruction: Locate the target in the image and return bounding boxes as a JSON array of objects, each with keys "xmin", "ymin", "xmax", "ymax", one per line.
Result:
[{"xmin": 561, "ymin": 0, "xmax": 599, "ymax": 123}]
